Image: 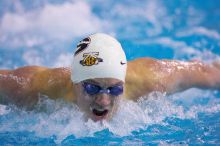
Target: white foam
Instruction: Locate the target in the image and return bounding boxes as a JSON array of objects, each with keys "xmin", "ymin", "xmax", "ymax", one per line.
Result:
[
  {"xmin": 0, "ymin": 89, "xmax": 219, "ymax": 143},
  {"xmin": 0, "ymin": 1, "xmax": 104, "ymax": 49},
  {"xmin": 138, "ymin": 37, "xmax": 220, "ymax": 62},
  {"xmin": 53, "ymin": 53, "xmax": 72, "ymax": 68},
  {"xmin": 176, "ymin": 27, "xmax": 220, "ymax": 40},
  {"xmin": 0, "ymin": 104, "xmax": 11, "ymax": 115},
  {"xmin": 22, "ymin": 49, "xmax": 43, "ymax": 66}
]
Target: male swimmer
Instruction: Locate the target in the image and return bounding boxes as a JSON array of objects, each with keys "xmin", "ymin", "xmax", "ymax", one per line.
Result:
[{"xmin": 0, "ymin": 33, "xmax": 220, "ymax": 121}]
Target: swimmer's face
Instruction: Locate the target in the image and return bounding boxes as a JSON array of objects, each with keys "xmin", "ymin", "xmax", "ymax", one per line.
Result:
[{"xmin": 74, "ymin": 78, "xmax": 124, "ymax": 121}]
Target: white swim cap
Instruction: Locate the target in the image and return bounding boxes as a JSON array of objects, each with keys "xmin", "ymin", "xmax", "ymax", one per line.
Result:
[{"xmin": 71, "ymin": 33, "xmax": 127, "ymax": 83}]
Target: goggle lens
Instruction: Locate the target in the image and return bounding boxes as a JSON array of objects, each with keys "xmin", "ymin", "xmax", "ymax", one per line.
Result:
[{"xmin": 82, "ymin": 82, "xmax": 123, "ymax": 96}]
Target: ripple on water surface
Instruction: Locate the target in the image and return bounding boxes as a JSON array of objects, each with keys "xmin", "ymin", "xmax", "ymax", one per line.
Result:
[{"xmin": 0, "ymin": 89, "xmax": 220, "ymax": 145}]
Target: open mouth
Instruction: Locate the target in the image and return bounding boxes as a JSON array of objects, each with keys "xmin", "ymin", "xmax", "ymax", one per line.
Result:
[{"xmin": 92, "ymin": 108, "xmax": 109, "ymax": 117}]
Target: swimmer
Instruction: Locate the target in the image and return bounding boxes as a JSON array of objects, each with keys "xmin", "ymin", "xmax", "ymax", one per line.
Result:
[{"xmin": 0, "ymin": 33, "xmax": 220, "ymax": 121}]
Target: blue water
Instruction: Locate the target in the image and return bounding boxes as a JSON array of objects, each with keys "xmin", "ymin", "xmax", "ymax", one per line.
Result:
[{"xmin": 0, "ymin": 0, "xmax": 220, "ymax": 145}]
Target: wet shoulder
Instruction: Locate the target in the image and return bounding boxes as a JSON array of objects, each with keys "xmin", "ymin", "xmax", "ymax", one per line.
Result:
[
  {"xmin": 32, "ymin": 67, "xmax": 74, "ymax": 100},
  {"xmin": 125, "ymin": 58, "xmax": 161, "ymax": 100}
]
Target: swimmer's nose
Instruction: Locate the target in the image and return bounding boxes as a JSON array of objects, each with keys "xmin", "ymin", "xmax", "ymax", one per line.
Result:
[{"xmin": 95, "ymin": 94, "xmax": 111, "ymax": 106}]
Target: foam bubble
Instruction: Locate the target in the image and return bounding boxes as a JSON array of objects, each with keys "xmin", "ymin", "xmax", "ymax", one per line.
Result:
[
  {"xmin": 0, "ymin": 89, "xmax": 219, "ymax": 143},
  {"xmin": 0, "ymin": 104, "xmax": 11, "ymax": 115},
  {"xmin": 176, "ymin": 27, "xmax": 220, "ymax": 40}
]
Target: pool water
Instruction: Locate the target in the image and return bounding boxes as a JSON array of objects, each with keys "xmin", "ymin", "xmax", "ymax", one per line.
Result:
[
  {"xmin": 0, "ymin": 90, "xmax": 220, "ymax": 145},
  {"xmin": 0, "ymin": 0, "xmax": 220, "ymax": 145}
]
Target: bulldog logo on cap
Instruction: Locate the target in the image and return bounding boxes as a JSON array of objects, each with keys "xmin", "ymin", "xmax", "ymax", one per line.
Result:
[{"xmin": 80, "ymin": 52, "xmax": 103, "ymax": 66}]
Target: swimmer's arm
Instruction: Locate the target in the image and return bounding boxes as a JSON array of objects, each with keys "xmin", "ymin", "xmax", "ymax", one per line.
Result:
[
  {"xmin": 162, "ymin": 61, "xmax": 220, "ymax": 93},
  {"xmin": 158, "ymin": 60, "xmax": 220, "ymax": 94},
  {"xmin": 125, "ymin": 58, "xmax": 220, "ymax": 100},
  {"xmin": 0, "ymin": 66, "xmax": 75, "ymax": 107},
  {"xmin": 0, "ymin": 66, "xmax": 48, "ymax": 106}
]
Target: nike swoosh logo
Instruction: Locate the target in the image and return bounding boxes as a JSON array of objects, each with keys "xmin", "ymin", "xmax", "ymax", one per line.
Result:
[{"xmin": 120, "ymin": 61, "xmax": 126, "ymax": 65}]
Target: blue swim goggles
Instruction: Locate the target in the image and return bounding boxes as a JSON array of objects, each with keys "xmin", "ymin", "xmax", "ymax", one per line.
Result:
[{"xmin": 82, "ymin": 82, "xmax": 124, "ymax": 96}]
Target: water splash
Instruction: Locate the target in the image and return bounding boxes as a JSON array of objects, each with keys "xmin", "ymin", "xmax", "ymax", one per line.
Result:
[{"xmin": 0, "ymin": 89, "xmax": 219, "ymax": 144}]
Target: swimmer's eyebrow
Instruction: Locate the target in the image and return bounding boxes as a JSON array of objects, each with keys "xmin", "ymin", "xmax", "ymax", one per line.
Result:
[
  {"xmin": 83, "ymin": 79, "xmax": 100, "ymax": 85},
  {"xmin": 112, "ymin": 81, "xmax": 123, "ymax": 86},
  {"xmin": 83, "ymin": 79, "xmax": 123, "ymax": 86}
]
